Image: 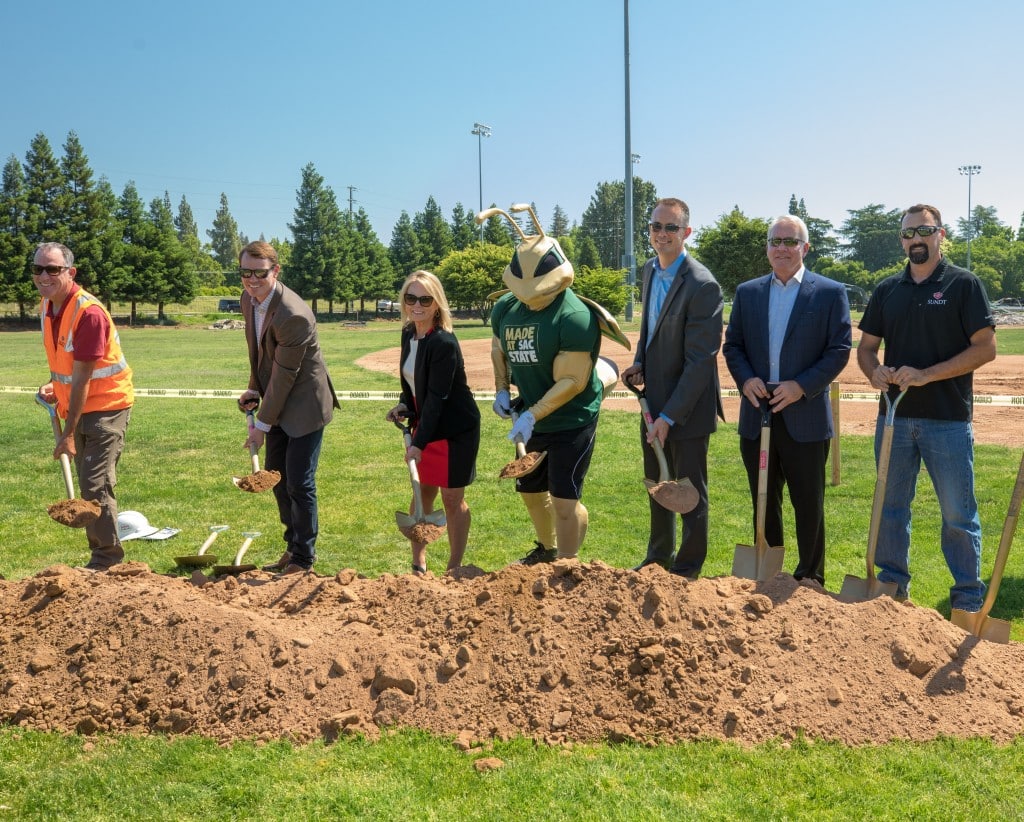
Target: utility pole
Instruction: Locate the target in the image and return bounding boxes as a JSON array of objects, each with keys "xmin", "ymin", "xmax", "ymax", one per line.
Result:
[
  {"xmin": 471, "ymin": 122, "xmax": 491, "ymax": 241},
  {"xmin": 622, "ymin": 0, "xmax": 635, "ymax": 322},
  {"xmin": 958, "ymin": 165, "xmax": 981, "ymax": 270},
  {"xmin": 347, "ymin": 186, "xmax": 357, "ymax": 217}
]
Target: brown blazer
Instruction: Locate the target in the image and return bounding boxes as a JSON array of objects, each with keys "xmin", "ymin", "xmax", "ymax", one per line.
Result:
[{"xmin": 242, "ymin": 282, "xmax": 339, "ymax": 438}]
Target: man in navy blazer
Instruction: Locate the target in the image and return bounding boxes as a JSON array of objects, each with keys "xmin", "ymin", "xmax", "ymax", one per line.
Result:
[
  {"xmin": 623, "ymin": 197, "xmax": 724, "ymax": 578},
  {"xmin": 723, "ymin": 215, "xmax": 851, "ymax": 584}
]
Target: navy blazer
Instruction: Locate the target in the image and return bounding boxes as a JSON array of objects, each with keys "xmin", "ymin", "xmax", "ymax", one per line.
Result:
[
  {"xmin": 723, "ymin": 270, "xmax": 851, "ymax": 442},
  {"xmin": 398, "ymin": 326, "xmax": 480, "ymax": 451}
]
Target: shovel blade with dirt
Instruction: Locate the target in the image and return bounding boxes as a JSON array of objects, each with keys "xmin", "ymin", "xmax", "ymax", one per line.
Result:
[
  {"xmin": 949, "ymin": 448, "xmax": 1024, "ymax": 643},
  {"xmin": 212, "ymin": 531, "xmax": 260, "ymax": 576},
  {"xmin": 35, "ymin": 394, "xmax": 101, "ymax": 528},
  {"xmin": 175, "ymin": 524, "xmax": 228, "ymax": 568},
  {"xmin": 232, "ymin": 408, "xmax": 281, "ymax": 493},
  {"xmin": 732, "ymin": 401, "xmax": 785, "ymax": 582},
  {"xmin": 624, "ymin": 380, "xmax": 699, "ymax": 514},
  {"xmin": 499, "ymin": 407, "xmax": 547, "ymax": 479},
  {"xmin": 840, "ymin": 388, "xmax": 904, "ymax": 602},
  {"xmin": 392, "ymin": 420, "xmax": 446, "ymax": 544}
]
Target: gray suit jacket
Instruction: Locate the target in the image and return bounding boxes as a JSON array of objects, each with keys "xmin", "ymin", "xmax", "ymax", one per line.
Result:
[
  {"xmin": 723, "ymin": 270, "xmax": 851, "ymax": 442},
  {"xmin": 635, "ymin": 253, "xmax": 724, "ymax": 439},
  {"xmin": 242, "ymin": 282, "xmax": 339, "ymax": 438}
]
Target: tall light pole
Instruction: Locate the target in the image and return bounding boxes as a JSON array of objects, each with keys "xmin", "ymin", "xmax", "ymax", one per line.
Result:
[
  {"xmin": 472, "ymin": 122, "xmax": 491, "ymax": 241},
  {"xmin": 958, "ymin": 164, "xmax": 981, "ymax": 270},
  {"xmin": 622, "ymin": 0, "xmax": 635, "ymax": 321}
]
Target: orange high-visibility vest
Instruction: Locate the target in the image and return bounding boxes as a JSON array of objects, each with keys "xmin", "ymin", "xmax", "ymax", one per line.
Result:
[{"xmin": 41, "ymin": 289, "xmax": 133, "ymax": 418}]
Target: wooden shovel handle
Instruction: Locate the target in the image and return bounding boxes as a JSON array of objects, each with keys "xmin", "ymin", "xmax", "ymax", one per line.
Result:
[
  {"xmin": 245, "ymin": 410, "xmax": 261, "ymax": 473},
  {"xmin": 976, "ymin": 449, "xmax": 1024, "ymax": 621},
  {"xmin": 393, "ymin": 419, "xmax": 426, "ymax": 520},
  {"xmin": 754, "ymin": 404, "xmax": 771, "ymax": 550},
  {"xmin": 44, "ymin": 403, "xmax": 78, "ymax": 500}
]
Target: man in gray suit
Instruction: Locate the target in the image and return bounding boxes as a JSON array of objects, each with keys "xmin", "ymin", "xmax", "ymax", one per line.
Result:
[
  {"xmin": 723, "ymin": 215, "xmax": 851, "ymax": 584},
  {"xmin": 623, "ymin": 198, "xmax": 724, "ymax": 578},
  {"xmin": 238, "ymin": 240, "xmax": 339, "ymax": 575}
]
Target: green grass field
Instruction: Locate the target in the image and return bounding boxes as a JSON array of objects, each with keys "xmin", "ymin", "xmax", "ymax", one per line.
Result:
[{"xmin": 1, "ymin": 321, "xmax": 1022, "ymax": 819}]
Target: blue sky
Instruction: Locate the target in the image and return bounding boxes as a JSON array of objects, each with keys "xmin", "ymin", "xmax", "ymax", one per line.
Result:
[{"xmin": 3, "ymin": 0, "xmax": 1021, "ymax": 250}]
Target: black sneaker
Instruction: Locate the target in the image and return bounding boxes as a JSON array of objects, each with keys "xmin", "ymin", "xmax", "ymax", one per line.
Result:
[{"xmin": 515, "ymin": 541, "xmax": 556, "ymax": 566}]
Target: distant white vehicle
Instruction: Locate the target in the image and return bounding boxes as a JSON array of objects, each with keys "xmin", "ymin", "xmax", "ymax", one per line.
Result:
[{"xmin": 376, "ymin": 299, "xmax": 399, "ymax": 312}]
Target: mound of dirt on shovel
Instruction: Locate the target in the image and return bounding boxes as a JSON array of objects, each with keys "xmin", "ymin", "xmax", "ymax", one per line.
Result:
[
  {"xmin": 45, "ymin": 498, "xmax": 101, "ymax": 528},
  {"xmin": 1, "ymin": 561, "xmax": 1022, "ymax": 748}
]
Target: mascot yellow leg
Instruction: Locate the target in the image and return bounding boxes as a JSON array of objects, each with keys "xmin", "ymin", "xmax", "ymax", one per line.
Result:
[
  {"xmin": 552, "ymin": 496, "xmax": 588, "ymax": 559},
  {"xmin": 521, "ymin": 492, "xmax": 557, "ymax": 553}
]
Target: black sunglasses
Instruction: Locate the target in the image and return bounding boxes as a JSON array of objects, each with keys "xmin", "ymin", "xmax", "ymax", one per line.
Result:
[
  {"xmin": 899, "ymin": 225, "xmax": 942, "ymax": 239},
  {"xmin": 239, "ymin": 267, "xmax": 275, "ymax": 279},
  {"xmin": 404, "ymin": 293, "xmax": 435, "ymax": 307},
  {"xmin": 648, "ymin": 222, "xmax": 682, "ymax": 234},
  {"xmin": 767, "ymin": 237, "xmax": 803, "ymax": 248},
  {"xmin": 32, "ymin": 264, "xmax": 69, "ymax": 275}
]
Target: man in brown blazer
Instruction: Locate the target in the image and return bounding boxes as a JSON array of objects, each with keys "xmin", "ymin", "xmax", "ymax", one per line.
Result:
[
  {"xmin": 238, "ymin": 240, "xmax": 339, "ymax": 575},
  {"xmin": 623, "ymin": 198, "xmax": 724, "ymax": 578}
]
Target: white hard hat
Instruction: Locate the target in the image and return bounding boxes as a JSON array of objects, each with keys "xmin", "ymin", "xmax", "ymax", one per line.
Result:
[{"xmin": 117, "ymin": 510, "xmax": 159, "ymax": 541}]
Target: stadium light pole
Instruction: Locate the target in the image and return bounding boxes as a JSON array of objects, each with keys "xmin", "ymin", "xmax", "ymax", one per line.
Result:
[
  {"xmin": 958, "ymin": 164, "xmax": 981, "ymax": 270},
  {"xmin": 472, "ymin": 123, "xmax": 491, "ymax": 241},
  {"xmin": 622, "ymin": 0, "xmax": 635, "ymax": 321}
]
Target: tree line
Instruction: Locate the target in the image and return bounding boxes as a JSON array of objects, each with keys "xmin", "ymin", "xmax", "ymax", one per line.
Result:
[{"xmin": 3, "ymin": 131, "xmax": 1022, "ymax": 323}]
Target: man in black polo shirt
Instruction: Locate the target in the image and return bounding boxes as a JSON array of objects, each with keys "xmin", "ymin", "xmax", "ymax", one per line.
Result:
[{"xmin": 857, "ymin": 203, "xmax": 996, "ymax": 611}]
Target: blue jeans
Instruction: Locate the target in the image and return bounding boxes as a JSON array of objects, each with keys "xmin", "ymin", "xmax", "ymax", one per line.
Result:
[
  {"xmin": 264, "ymin": 426, "xmax": 325, "ymax": 569},
  {"xmin": 874, "ymin": 416, "xmax": 985, "ymax": 611}
]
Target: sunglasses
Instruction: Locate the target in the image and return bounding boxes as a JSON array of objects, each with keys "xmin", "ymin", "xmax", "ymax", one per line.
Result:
[
  {"xmin": 404, "ymin": 293, "xmax": 435, "ymax": 307},
  {"xmin": 767, "ymin": 237, "xmax": 803, "ymax": 248},
  {"xmin": 239, "ymin": 267, "xmax": 275, "ymax": 279},
  {"xmin": 32, "ymin": 264, "xmax": 69, "ymax": 275},
  {"xmin": 648, "ymin": 222, "xmax": 682, "ymax": 234},
  {"xmin": 899, "ymin": 225, "xmax": 942, "ymax": 239}
]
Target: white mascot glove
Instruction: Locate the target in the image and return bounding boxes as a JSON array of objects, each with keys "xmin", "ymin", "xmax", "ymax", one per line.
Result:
[
  {"xmin": 508, "ymin": 411, "xmax": 536, "ymax": 444},
  {"xmin": 492, "ymin": 389, "xmax": 512, "ymax": 419}
]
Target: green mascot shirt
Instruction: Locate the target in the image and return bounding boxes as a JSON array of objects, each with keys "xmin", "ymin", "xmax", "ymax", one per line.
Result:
[{"xmin": 491, "ymin": 289, "xmax": 602, "ymax": 433}]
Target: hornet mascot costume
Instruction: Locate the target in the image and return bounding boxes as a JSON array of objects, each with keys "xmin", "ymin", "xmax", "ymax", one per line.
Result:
[{"xmin": 480, "ymin": 203, "xmax": 629, "ymax": 563}]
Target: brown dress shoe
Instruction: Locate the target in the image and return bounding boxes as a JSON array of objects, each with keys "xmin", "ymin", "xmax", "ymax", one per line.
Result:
[
  {"xmin": 262, "ymin": 551, "xmax": 292, "ymax": 571},
  {"xmin": 279, "ymin": 563, "xmax": 308, "ymax": 576}
]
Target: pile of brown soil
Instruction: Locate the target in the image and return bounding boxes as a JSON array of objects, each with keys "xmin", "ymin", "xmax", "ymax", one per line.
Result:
[{"xmin": 1, "ymin": 561, "xmax": 1021, "ymax": 747}]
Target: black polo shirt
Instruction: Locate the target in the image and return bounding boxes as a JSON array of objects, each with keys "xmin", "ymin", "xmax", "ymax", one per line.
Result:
[{"xmin": 859, "ymin": 258, "xmax": 994, "ymax": 421}]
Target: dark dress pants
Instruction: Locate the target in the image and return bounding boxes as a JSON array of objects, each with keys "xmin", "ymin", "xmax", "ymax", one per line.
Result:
[
  {"xmin": 264, "ymin": 425, "xmax": 325, "ymax": 569},
  {"xmin": 739, "ymin": 414, "xmax": 829, "ymax": 584}
]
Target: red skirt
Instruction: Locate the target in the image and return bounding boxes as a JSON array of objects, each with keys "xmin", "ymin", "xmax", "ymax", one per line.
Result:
[{"xmin": 415, "ymin": 426, "xmax": 479, "ymax": 489}]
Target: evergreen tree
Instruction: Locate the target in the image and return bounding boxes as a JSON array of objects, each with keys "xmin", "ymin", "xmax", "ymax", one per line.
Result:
[
  {"xmin": 112, "ymin": 181, "xmax": 162, "ymax": 320},
  {"xmin": 149, "ymin": 196, "xmax": 195, "ymax": 314},
  {"xmin": 450, "ymin": 202, "xmax": 478, "ymax": 250},
  {"xmin": 482, "ymin": 207, "xmax": 514, "ymax": 247},
  {"xmin": 549, "ymin": 204, "xmax": 570, "ymax": 238},
  {"xmin": 207, "ymin": 192, "xmax": 242, "ymax": 276},
  {"xmin": 175, "ymin": 195, "xmax": 198, "ymax": 242},
  {"xmin": 389, "ymin": 211, "xmax": 423, "ymax": 278},
  {"xmin": 576, "ymin": 234, "xmax": 601, "ymax": 269},
  {"xmin": 0, "ymin": 155, "xmax": 35, "ymax": 318},
  {"xmin": 56, "ymin": 132, "xmax": 109, "ymax": 291},
  {"xmin": 412, "ymin": 195, "xmax": 453, "ymax": 271},
  {"xmin": 354, "ymin": 208, "xmax": 395, "ymax": 305},
  {"xmin": 288, "ymin": 162, "xmax": 345, "ymax": 311},
  {"xmin": 579, "ymin": 177, "xmax": 658, "ymax": 268},
  {"xmin": 23, "ymin": 132, "xmax": 67, "ymax": 243}
]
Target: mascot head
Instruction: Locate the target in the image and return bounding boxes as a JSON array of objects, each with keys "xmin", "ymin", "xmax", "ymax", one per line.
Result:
[{"xmin": 477, "ymin": 204, "xmax": 574, "ymax": 310}]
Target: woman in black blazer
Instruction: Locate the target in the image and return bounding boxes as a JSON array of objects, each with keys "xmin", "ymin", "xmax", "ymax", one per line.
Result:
[{"xmin": 385, "ymin": 270, "xmax": 480, "ymax": 575}]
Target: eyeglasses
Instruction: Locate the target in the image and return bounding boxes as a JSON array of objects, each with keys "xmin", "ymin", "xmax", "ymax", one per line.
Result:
[
  {"xmin": 648, "ymin": 222, "xmax": 683, "ymax": 234},
  {"xmin": 767, "ymin": 237, "xmax": 803, "ymax": 248},
  {"xmin": 239, "ymin": 267, "xmax": 275, "ymax": 279},
  {"xmin": 899, "ymin": 225, "xmax": 942, "ymax": 239},
  {"xmin": 32, "ymin": 264, "xmax": 69, "ymax": 276},
  {"xmin": 404, "ymin": 293, "xmax": 435, "ymax": 307}
]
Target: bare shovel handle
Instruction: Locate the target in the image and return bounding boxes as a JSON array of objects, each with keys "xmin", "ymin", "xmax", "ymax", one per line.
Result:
[
  {"xmin": 977, "ymin": 449, "xmax": 1024, "ymax": 619},
  {"xmin": 58, "ymin": 453, "xmax": 76, "ymax": 500},
  {"xmin": 510, "ymin": 411, "xmax": 528, "ymax": 459},
  {"xmin": 394, "ymin": 419, "xmax": 426, "ymax": 520},
  {"xmin": 37, "ymin": 395, "xmax": 77, "ymax": 499}
]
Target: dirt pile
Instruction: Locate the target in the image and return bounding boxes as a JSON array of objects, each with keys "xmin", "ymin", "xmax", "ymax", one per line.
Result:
[{"xmin": 1, "ymin": 561, "xmax": 1022, "ymax": 747}]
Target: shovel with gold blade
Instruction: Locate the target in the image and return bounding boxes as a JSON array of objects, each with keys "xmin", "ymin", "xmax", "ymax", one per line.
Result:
[
  {"xmin": 949, "ymin": 448, "xmax": 1024, "ymax": 643},
  {"xmin": 623, "ymin": 379, "xmax": 698, "ymax": 514},
  {"xmin": 392, "ymin": 419, "xmax": 447, "ymax": 543}
]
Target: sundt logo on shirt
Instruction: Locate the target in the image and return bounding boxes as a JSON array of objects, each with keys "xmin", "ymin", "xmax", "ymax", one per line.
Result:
[{"xmin": 927, "ymin": 291, "xmax": 947, "ymax": 306}]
